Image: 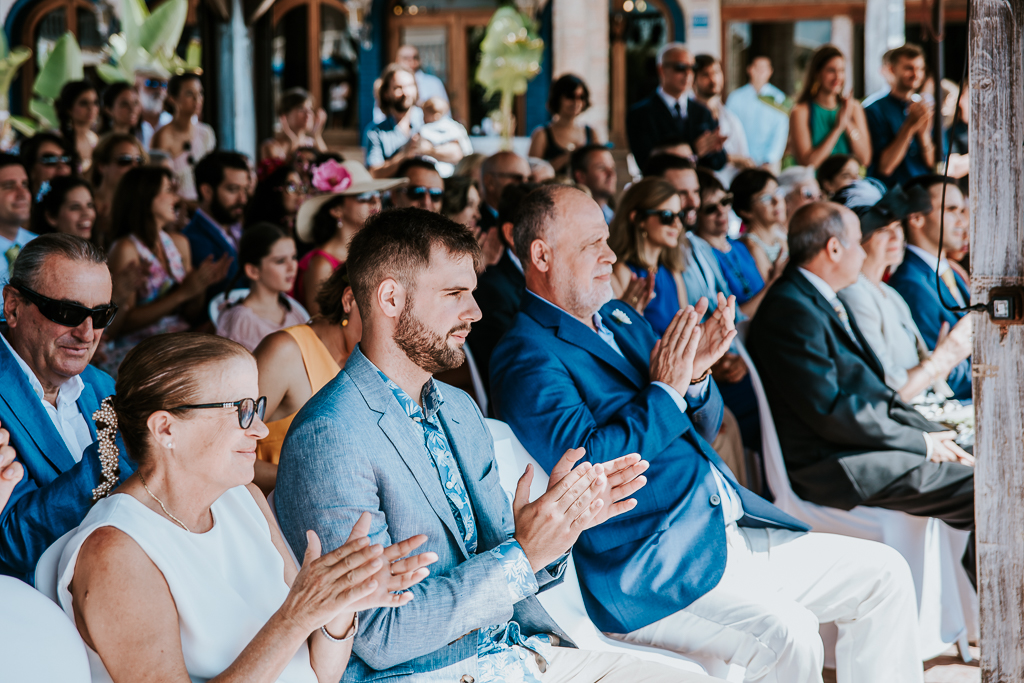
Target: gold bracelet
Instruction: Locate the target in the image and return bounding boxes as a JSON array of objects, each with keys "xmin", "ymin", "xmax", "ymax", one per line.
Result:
[
  {"xmin": 690, "ymin": 369, "xmax": 712, "ymax": 385},
  {"xmin": 320, "ymin": 613, "xmax": 358, "ymax": 643}
]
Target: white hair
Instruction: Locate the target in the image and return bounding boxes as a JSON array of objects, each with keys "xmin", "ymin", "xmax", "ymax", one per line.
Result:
[
  {"xmin": 656, "ymin": 42, "xmax": 689, "ymax": 66},
  {"xmin": 777, "ymin": 166, "xmax": 817, "ymax": 197}
]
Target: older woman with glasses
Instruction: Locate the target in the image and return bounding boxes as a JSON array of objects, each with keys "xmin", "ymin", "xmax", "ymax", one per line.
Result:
[
  {"xmin": 694, "ymin": 170, "xmax": 778, "ymax": 319},
  {"xmin": 609, "ymin": 177, "xmax": 689, "ymax": 335},
  {"xmin": 731, "ymin": 168, "xmax": 789, "ymax": 283},
  {"xmin": 294, "ymin": 160, "xmax": 404, "ymax": 315},
  {"xmin": 57, "ymin": 332, "xmax": 435, "ymax": 683},
  {"xmin": 90, "ymin": 133, "xmax": 148, "ymax": 250},
  {"xmin": 527, "ymin": 74, "xmax": 601, "ymax": 173}
]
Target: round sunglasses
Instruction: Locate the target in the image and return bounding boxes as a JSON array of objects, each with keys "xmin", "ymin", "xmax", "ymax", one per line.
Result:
[
  {"xmin": 170, "ymin": 396, "xmax": 268, "ymax": 429},
  {"xmin": 14, "ymin": 286, "xmax": 118, "ymax": 328}
]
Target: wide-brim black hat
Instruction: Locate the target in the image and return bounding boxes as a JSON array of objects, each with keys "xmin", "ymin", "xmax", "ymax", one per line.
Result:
[{"xmin": 833, "ymin": 179, "xmax": 934, "ymax": 239}]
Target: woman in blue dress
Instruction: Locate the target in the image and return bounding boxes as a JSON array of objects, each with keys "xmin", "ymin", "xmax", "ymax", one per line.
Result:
[
  {"xmin": 694, "ymin": 170, "xmax": 783, "ymax": 319},
  {"xmin": 608, "ymin": 177, "xmax": 688, "ymax": 335}
]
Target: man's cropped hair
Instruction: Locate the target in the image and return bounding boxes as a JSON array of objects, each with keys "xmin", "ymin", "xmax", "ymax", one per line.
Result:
[
  {"xmin": 346, "ymin": 207, "xmax": 481, "ymax": 313},
  {"xmin": 194, "ymin": 151, "xmax": 250, "ymax": 194},
  {"xmin": 512, "ymin": 184, "xmax": 587, "ymax": 264},
  {"xmin": 569, "ymin": 144, "xmax": 610, "ymax": 179},
  {"xmin": 643, "ymin": 153, "xmax": 696, "ymax": 179},
  {"xmin": 788, "ymin": 202, "xmax": 848, "ymax": 266}
]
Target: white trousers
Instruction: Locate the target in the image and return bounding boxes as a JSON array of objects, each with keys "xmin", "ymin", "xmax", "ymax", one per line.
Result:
[
  {"xmin": 544, "ymin": 647, "xmax": 724, "ymax": 682},
  {"xmin": 607, "ymin": 527, "xmax": 923, "ymax": 683}
]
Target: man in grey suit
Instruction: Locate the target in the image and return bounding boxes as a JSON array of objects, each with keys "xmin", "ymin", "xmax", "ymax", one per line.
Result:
[{"xmin": 275, "ymin": 207, "xmax": 720, "ymax": 682}]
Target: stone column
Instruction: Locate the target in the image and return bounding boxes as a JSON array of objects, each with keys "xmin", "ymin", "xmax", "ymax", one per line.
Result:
[
  {"xmin": 864, "ymin": 0, "xmax": 905, "ymax": 95},
  {"xmin": 551, "ymin": 0, "xmax": 609, "ymax": 139},
  {"xmin": 831, "ymin": 15, "xmax": 854, "ymax": 93},
  {"xmin": 217, "ymin": 0, "xmax": 257, "ymax": 157}
]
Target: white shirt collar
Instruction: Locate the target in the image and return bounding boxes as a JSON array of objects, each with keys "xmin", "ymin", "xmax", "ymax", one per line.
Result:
[
  {"xmin": 906, "ymin": 244, "xmax": 949, "ymax": 274},
  {"xmin": 506, "ymin": 249, "xmax": 523, "ymax": 274},
  {"xmin": 0, "ymin": 331, "xmax": 84, "ymax": 408},
  {"xmin": 797, "ymin": 267, "xmax": 838, "ymax": 301},
  {"xmin": 657, "ymin": 86, "xmax": 690, "ymax": 113}
]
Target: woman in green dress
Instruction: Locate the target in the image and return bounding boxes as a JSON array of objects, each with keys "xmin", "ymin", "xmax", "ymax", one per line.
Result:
[{"xmin": 789, "ymin": 45, "xmax": 872, "ymax": 168}]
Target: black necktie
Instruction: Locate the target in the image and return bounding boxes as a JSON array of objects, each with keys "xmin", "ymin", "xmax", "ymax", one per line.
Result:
[{"xmin": 674, "ymin": 101, "xmax": 683, "ymax": 123}]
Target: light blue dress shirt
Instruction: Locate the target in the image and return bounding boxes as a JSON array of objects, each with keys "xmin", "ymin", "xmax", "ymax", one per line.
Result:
[{"xmin": 725, "ymin": 83, "xmax": 789, "ymax": 167}]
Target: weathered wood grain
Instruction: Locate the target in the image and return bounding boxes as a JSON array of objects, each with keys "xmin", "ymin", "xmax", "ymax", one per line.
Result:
[{"xmin": 970, "ymin": 1, "xmax": 1024, "ymax": 680}]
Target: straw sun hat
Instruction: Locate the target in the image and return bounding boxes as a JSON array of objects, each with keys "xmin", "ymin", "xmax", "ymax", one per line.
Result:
[{"xmin": 295, "ymin": 160, "xmax": 407, "ymax": 243}]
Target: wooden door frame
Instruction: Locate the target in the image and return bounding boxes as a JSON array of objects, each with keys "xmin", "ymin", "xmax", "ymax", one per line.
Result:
[
  {"xmin": 271, "ymin": 0, "xmax": 348, "ymax": 111},
  {"xmin": 20, "ymin": 0, "xmax": 94, "ymax": 109}
]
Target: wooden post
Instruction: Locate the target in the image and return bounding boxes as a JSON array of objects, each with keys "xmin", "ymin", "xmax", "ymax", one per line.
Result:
[{"xmin": 970, "ymin": 0, "xmax": 1024, "ymax": 680}]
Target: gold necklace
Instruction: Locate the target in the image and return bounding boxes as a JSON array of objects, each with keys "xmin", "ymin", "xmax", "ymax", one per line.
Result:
[{"xmin": 137, "ymin": 471, "xmax": 192, "ymax": 532}]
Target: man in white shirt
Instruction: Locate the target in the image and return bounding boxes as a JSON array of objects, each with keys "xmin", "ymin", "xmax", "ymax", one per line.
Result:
[
  {"xmin": 0, "ymin": 234, "xmax": 134, "ymax": 580},
  {"xmin": 692, "ymin": 54, "xmax": 752, "ymax": 186},
  {"xmin": 0, "ymin": 155, "xmax": 36, "ymax": 304},
  {"xmin": 395, "ymin": 45, "xmax": 450, "ymax": 107}
]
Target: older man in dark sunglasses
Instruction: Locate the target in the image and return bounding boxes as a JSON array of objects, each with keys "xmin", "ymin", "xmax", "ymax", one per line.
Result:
[
  {"xmin": 390, "ymin": 156, "xmax": 444, "ymax": 212},
  {"xmin": 0, "ymin": 234, "xmax": 134, "ymax": 581}
]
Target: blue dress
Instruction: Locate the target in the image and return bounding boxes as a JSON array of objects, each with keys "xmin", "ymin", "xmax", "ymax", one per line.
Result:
[
  {"xmin": 626, "ymin": 263, "xmax": 680, "ymax": 336},
  {"xmin": 713, "ymin": 239, "xmax": 765, "ymax": 305}
]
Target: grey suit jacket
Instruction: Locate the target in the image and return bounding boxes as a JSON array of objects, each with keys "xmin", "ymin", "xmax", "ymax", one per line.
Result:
[{"xmin": 274, "ymin": 346, "xmax": 571, "ymax": 682}]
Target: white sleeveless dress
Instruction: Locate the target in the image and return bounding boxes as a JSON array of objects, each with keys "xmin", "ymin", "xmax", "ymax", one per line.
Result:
[{"xmin": 57, "ymin": 486, "xmax": 318, "ymax": 683}]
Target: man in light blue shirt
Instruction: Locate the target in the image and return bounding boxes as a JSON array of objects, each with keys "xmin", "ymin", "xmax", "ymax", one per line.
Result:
[
  {"xmin": 725, "ymin": 56, "xmax": 789, "ymax": 171},
  {"xmin": 0, "ymin": 155, "xmax": 36, "ymax": 308}
]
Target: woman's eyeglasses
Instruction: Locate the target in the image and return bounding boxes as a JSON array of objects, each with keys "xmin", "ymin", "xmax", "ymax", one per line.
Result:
[
  {"xmin": 755, "ymin": 190, "xmax": 786, "ymax": 206},
  {"xmin": 115, "ymin": 155, "xmax": 144, "ymax": 167},
  {"xmin": 14, "ymin": 286, "xmax": 118, "ymax": 328},
  {"xmin": 282, "ymin": 183, "xmax": 310, "ymax": 195},
  {"xmin": 701, "ymin": 193, "xmax": 734, "ymax": 215},
  {"xmin": 643, "ymin": 209, "xmax": 686, "ymax": 226},
  {"xmin": 171, "ymin": 396, "xmax": 268, "ymax": 429},
  {"xmin": 38, "ymin": 154, "xmax": 71, "ymax": 168}
]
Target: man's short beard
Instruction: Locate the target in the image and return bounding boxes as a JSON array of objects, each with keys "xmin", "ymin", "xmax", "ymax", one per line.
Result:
[
  {"xmin": 394, "ymin": 300, "xmax": 468, "ymax": 374},
  {"xmin": 210, "ymin": 194, "xmax": 244, "ymax": 226}
]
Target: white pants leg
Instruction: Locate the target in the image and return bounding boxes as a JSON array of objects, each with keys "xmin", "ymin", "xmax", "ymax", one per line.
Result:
[
  {"xmin": 542, "ymin": 647, "xmax": 726, "ymax": 682},
  {"xmin": 607, "ymin": 527, "xmax": 922, "ymax": 683}
]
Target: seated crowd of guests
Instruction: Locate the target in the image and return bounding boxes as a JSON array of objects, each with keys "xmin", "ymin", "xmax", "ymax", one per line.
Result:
[{"xmin": 0, "ymin": 40, "xmax": 979, "ymax": 683}]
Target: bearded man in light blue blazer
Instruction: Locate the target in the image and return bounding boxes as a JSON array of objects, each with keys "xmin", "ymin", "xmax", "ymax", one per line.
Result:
[
  {"xmin": 275, "ymin": 208, "xmax": 721, "ymax": 683},
  {"xmin": 490, "ymin": 185, "xmax": 925, "ymax": 683}
]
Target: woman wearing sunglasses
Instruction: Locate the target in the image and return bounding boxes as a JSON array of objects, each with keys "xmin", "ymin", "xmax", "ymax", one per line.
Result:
[
  {"xmin": 294, "ymin": 161, "xmax": 404, "ymax": 315},
  {"xmin": 608, "ymin": 177, "xmax": 691, "ymax": 335},
  {"xmin": 694, "ymin": 170, "xmax": 778, "ymax": 319},
  {"xmin": 90, "ymin": 134, "xmax": 148, "ymax": 251},
  {"xmin": 30, "ymin": 176, "xmax": 96, "ymax": 241},
  {"xmin": 731, "ymin": 168, "xmax": 789, "ymax": 284},
  {"xmin": 57, "ymin": 332, "xmax": 435, "ymax": 683},
  {"xmin": 527, "ymin": 74, "xmax": 601, "ymax": 173}
]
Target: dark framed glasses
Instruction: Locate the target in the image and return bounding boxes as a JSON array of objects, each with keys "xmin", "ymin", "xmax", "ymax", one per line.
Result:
[
  {"xmin": 115, "ymin": 154, "xmax": 144, "ymax": 167},
  {"xmin": 14, "ymin": 286, "xmax": 118, "ymax": 328},
  {"xmin": 644, "ymin": 209, "xmax": 686, "ymax": 225},
  {"xmin": 171, "ymin": 396, "xmax": 268, "ymax": 429},
  {"xmin": 405, "ymin": 186, "xmax": 444, "ymax": 201},
  {"xmin": 701, "ymin": 193, "xmax": 734, "ymax": 215},
  {"xmin": 664, "ymin": 61, "xmax": 696, "ymax": 74},
  {"xmin": 39, "ymin": 154, "xmax": 71, "ymax": 167}
]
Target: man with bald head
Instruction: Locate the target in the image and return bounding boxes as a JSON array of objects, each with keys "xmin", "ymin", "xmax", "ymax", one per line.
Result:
[
  {"xmin": 627, "ymin": 42, "xmax": 727, "ymax": 171},
  {"xmin": 492, "ymin": 185, "xmax": 924, "ymax": 683},
  {"xmin": 478, "ymin": 151, "xmax": 531, "ymax": 232},
  {"xmin": 747, "ymin": 201, "xmax": 977, "ymax": 582}
]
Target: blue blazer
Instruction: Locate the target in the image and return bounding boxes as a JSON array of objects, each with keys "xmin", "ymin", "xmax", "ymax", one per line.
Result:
[
  {"xmin": 0, "ymin": 340, "xmax": 134, "ymax": 581},
  {"xmin": 181, "ymin": 210, "xmax": 238, "ymax": 297},
  {"xmin": 490, "ymin": 295, "xmax": 807, "ymax": 634},
  {"xmin": 887, "ymin": 250, "xmax": 972, "ymax": 399},
  {"xmin": 275, "ymin": 347, "xmax": 571, "ymax": 682}
]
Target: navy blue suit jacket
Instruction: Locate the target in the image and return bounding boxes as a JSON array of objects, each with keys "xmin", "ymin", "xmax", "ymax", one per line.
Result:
[
  {"xmin": 626, "ymin": 93, "xmax": 727, "ymax": 172},
  {"xmin": 887, "ymin": 250, "xmax": 972, "ymax": 399},
  {"xmin": 182, "ymin": 210, "xmax": 239, "ymax": 298},
  {"xmin": 0, "ymin": 340, "xmax": 134, "ymax": 581},
  {"xmin": 490, "ymin": 295, "xmax": 806, "ymax": 634}
]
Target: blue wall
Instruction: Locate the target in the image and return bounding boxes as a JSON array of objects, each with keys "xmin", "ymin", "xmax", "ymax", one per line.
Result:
[{"xmin": 524, "ymin": 1, "xmax": 553, "ymax": 135}]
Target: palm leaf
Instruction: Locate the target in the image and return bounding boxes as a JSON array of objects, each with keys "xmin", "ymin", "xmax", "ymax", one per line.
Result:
[
  {"xmin": 33, "ymin": 33, "xmax": 83, "ymax": 101},
  {"xmin": 9, "ymin": 115, "xmax": 39, "ymax": 136},
  {"xmin": 140, "ymin": 0, "xmax": 188, "ymax": 56}
]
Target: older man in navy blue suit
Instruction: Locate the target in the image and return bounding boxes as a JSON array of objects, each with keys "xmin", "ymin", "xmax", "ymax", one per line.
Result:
[
  {"xmin": 0, "ymin": 235, "xmax": 133, "ymax": 581},
  {"xmin": 491, "ymin": 185, "xmax": 924, "ymax": 682}
]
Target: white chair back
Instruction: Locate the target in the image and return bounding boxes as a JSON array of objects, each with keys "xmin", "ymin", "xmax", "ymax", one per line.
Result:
[
  {"xmin": 463, "ymin": 344, "xmax": 489, "ymax": 418},
  {"xmin": 0, "ymin": 576, "xmax": 91, "ymax": 682},
  {"xmin": 737, "ymin": 341, "xmax": 977, "ymax": 661},
  {"xmin": 485, "ymin": 418, "xmax": 712, "ymax": 676},
  {"xmin": 35, "ymin": 528, "xmax": 77, "ymax": 604},
  {"xmin": 208, "ymin": 288, "xmax": 250, "ymax": 326}
]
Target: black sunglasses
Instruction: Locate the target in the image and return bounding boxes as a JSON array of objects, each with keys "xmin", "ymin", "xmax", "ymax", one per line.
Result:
[
  {"xmin": 644, "ymin": 209, "xmax": 686, "ymax": 225},
  {"xmin": 701, "ymin": 193, "xmax": 734, "ymax": 215},
  {"xmin": 39, "ymin": 154, "xmax": 71, "ymax": 167},
  {"xmin": 664, "ymin": 62, "xmax": 696, "ymax": 74},
  {"xmin": 115, "ymin": 154, "xmax": 144, "ymax": 167},
  {"xmin": 14, "ymin": 286, "xmax": 118, "ymax": 328},
  {"xmin": 171, "ymin": 396, "xmax": 268, "ymax": 429},
  {"xmin": 405, "ymin": 186, "xmax": 444, "ymax": 201}
]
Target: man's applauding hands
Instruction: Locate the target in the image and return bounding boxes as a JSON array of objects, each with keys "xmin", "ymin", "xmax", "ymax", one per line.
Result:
[{"xmin": 650, "ymin": 293, "xmax": 737, "ymax": 394}]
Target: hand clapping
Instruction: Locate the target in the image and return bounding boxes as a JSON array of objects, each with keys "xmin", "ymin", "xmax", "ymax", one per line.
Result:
[{"xmin": 0, "ymin": 423, "xmax": 23, "ymax": 513}]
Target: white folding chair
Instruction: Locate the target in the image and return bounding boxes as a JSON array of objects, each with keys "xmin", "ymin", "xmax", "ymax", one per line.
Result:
[
  {"xmin": 34, "ymin": 528, "xmax": 77, "ymax": 604},
  {"xmin": 485, "ymin": 418, "xmax": 716, "ymax": 676},
  {"xmin": 208, "ymin": 288, "xmax": 250, "ymax": 326},
  {"xmin": 737, "ymin": 342, "xmax": 977, "ymax": 663},
  {"xmin": 0, "ymin": 575, "xmax": 91, "ymax": 682}
]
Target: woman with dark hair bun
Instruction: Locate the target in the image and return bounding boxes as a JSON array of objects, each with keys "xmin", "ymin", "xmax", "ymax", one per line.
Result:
[
  {"xmin": 56, "ymin": 80, "xmax": 100, "ymax": 173},
  {"xmin": 99, "ymin": 82, "xmax": 143, "ymax": 138},
  {"xmin": 216, "ymin": 223, "xmax": 309, "ymax": 352},
  {"xmin": 817, "ymin": 153, "xmax": 861, "ymax": 197},
  {"xmin": 56, "ymin": 331, "xmax": 434, "ymax": 683},
  {"xmin": 30, "ymin": 175, "xmax": 95, "ymax": 240},
  {"xmin": 527, "ymin": 73, "xmax": 602, "ymax": 172}
]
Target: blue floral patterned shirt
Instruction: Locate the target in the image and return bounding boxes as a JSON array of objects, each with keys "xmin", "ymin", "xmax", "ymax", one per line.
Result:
[{"xmin": 379, "ymin": 371, "xmax": 553, "ymax": 681}]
